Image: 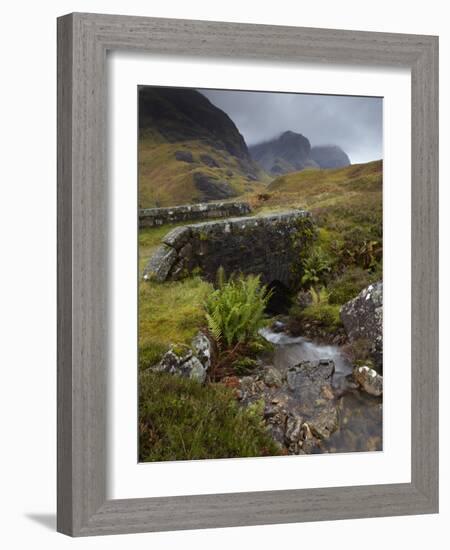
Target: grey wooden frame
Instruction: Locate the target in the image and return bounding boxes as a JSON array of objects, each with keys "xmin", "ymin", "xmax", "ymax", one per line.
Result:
[{"xmin": 57, "ymin": 12, "xmax": 439, "ymax": 537}]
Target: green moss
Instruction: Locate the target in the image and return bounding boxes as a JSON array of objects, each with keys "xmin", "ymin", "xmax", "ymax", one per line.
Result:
[
  {"xmin": 139, "ymin": 276, "xmax": 213, "ymax": 369},
  {"xmin": 139, "ymin": 371, "xmax": 281, "ymax": 461}
]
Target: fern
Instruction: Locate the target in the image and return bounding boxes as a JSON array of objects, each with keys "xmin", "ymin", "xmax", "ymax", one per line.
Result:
[{"xmin": 204, "ymin": 269, "xmax": 272, "ymax": 349}]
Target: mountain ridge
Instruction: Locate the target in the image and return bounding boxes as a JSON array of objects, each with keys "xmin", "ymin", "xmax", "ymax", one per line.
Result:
[{"xmin": 249, "ymin": 130, "xmax": 351, "ymax": 176}]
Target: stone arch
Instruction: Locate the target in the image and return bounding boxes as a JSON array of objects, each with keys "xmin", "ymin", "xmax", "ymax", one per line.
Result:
[{"xmin": 143, "ymin": 210, "xmax": 313, "ymax": 287}]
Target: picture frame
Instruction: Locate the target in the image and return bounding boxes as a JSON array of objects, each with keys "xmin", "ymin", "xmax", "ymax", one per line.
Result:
[{"xmin": 57, "ymin": 12, "xmax": 438, "ymax": 536}]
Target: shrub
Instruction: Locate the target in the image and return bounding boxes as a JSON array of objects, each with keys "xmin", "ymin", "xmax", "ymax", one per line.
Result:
[
  {"xmin": 339, "ymin": 227, "xmax": 382, "ymax": 271},
  {"xmin": 301, "ymin": 303, "xmax": 342, "ymax": 333},
  {"xmin": 290, "ymin": 286, "xmax": 342, "ymax": 335},
  {"xmin": 139, "ymin": 371, "xmax": 280, "ymax": 461},
  {"xmin": 328, "ymin": 267, "xmax": 376, "ymax": 305},
  {"xmin": 300, "ymin": 248, "xmax": 332, "ymax": 288},
  {"xmin": 205, "ymin": 268, "xmax": 272, "ymax": 349}
]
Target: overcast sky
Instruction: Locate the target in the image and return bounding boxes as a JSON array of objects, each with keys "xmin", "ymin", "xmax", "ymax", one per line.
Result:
[{"xmin": 199, "ymin": 89, "xmax": 382, "ymax": 164}]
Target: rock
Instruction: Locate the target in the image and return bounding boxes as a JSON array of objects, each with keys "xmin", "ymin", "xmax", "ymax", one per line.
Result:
[
  {"xmin": 154, "ymin": 344, "xmax": 208, "ymax": 384},
  {"xmin": 191, "ymin": 331, "xmax": 213, "ymax": 370},
  {"xmin": 142, "ymin": 244, "xmax": 177, "ymax": 282},
  {"xmin": 271, "ymin": 319, "xmax": 288, "ymax": 333},
  {"xmin": 340, "ymin": 282, "xmax": 383, "ymax": 370},
  {"xmin": 307, "ymin": 403, "xmax": 339, "ymax": 439},
  {"xmin": 175, "ymin": 150, "xmax": 194, "ymax": 163},
  {"xmin": 237, "ymin": 359, "xmax": 340, "ymax": 455},
  {"xmin": 353, "ymin": 365, "xmax": 383, "ymax": 397},
  {"xmin": 310, "ymin": 145, "xmax": 350, "ymax": 169},
  {"xmin": 285, "ymin": 414, "xmax": 303, "ymax": 445},
  {"xmin": 286, "ymin": 360, "xmax": 334, "ymax": 396},
  {"xmin": 262, "ymin": 366, "xmax": 283, "ymax": 388},
  {"xmin": 200, "ymin": 154, "xmax": 219, "ymax": 168},
  {"xmin": 184, "ymin": 356, "xmax": 208, "ymax": 383},
  {"xmin": 193, "ymin": 172, "xmax": 237, "ymax": 201},
  {"xmin": 162, "ymin": 226, "xmax": 191, "ymax": 250}
]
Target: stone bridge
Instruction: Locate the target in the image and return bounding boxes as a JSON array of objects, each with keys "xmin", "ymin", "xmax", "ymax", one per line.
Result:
[{"xmin": 143, "ymin": 210, "xmax": 313, "ymax": 287}]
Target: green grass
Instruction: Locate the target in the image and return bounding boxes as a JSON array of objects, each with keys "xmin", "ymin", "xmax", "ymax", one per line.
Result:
[
  {"xmin": 139, "ymin": 371, "xmax": 281, "ymax": 461},
  {"xmin": 139, "ymin": 276, "xmax": 213, "ymax": 370},
  {"xmin": 139, "ymin": 222, "xmax": 214, "ymax": 369},
  {"xmin": 139, "ymin": 133, "xmax": 269, "ymax": 208}
]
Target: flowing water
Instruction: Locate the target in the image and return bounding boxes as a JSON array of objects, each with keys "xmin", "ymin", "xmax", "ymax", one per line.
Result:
[{"xmin": 259, "ymin": 327, "xmax": 383, "ymax": 453}]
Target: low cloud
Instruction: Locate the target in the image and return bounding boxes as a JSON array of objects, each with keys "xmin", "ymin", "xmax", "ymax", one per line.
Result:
[{"xmin": 200, "ymin": 89, "xmax": 382, "ymax": 164}]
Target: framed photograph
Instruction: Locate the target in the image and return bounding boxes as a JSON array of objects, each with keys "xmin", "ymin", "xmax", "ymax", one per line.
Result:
[{"xmin": 57, "ymin": 13, "xmax": 438, "ymax": 536}]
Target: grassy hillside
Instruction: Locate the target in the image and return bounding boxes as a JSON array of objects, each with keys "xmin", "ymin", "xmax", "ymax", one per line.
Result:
[
  {"xmin": 139, "ymin": 129, "xmax": 268, "ymax": 207},
  {"xmin": 138, "ymin": 87, "xmax": 269, "ymax": 208},
  {"xmin": 246, "ymin": 160, "xmax": 383, "ymax": 337}
]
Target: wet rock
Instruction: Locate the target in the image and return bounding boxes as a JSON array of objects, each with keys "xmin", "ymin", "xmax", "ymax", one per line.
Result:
[
  {"xmin": 340, "ymin": 282, "xmax": 383, "ymax": 370},
  {"xmin": 307, "ymin": 402, "xmax": 339, "ymax": 439},
  {"xmin": 175, "ymin": 150, "xmax": 194, "ymax": 163},
  {"xmin": 262, "ymin": 366, "xmax": 283, "ymax": 388},
  {"xmin": 271, "ymin": 319, "xmax": 288, "ymax": 333},
  {"xmin": 353, "ymin": 365, "xmax": 383, "ymax": 397},
  {"xmin": 237, "ymin": 359, "xmax": 340, "ymax": 455}
]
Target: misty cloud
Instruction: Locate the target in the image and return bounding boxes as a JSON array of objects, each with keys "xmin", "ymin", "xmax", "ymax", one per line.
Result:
[{"xmin": 199, "ymin": 89, "xmax": 382, "ymax": 165}]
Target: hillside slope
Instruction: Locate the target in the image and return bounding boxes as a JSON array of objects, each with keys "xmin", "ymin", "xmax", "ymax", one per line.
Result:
[
  {"xmin": 139, "ymin": 87, "xmax": 268, "ymax": 207},
  {"xmin": 250, "ymin": 160, "xmax": 383, "ymax": 308}
]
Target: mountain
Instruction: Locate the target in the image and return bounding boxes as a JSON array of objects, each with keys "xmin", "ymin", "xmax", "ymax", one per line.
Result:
[
  {"xmin": 249, "ymin": 131, "xmax": 350, "ymax": 176},
  {"xmin": 310, "ymin": 145, "xmax": 351, "ymax": 169},
  {"xmin": 138, "ymin": 87, "xmax": 267, "ymax": 207}
]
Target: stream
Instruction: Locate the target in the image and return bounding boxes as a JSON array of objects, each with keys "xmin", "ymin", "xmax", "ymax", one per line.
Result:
[{"xmin": 259, "ymin": 327, "xmax": 383, "ymax": 453}]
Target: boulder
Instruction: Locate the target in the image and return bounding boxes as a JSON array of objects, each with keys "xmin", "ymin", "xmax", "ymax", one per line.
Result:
[
  {"xmin": 174, "ymin": 150, "xmax": 194, "ymax": 163},
  {"xmin": 193, "ymin": 172, "xmax": 237, "ymax": 201},
  {"xmin": 154, "ymin": 344, "xmax": 208, "ymax": 384},
  {"xmin": 262, "ymin": 366, "xmax": 283, "ymax": 388},
  {"xmin": 191, "ymin": 331, "xmax": 213, "ymax": 370},
  {"xmin": 353, "ymin": 365, "xmax": 383, "ymax": 397},
  {"xmin": 200, "ymin": 154, "xmax": 219, "ymax": 168},
  {"xmin": 340, "ymin": 282, "xmax": 383, "ymax": 370}
]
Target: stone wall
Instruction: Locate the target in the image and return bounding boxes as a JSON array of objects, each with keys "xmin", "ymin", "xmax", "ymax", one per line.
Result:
[
  {"xmin": 139, "ymin": 201, "xmax": 251, "ymax": 228},
  {"xmin": 143, "ymin": 210, "xmax": 313, "ymax": 287}
]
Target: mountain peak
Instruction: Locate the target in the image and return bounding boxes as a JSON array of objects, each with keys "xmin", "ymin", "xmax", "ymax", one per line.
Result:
[{"xmin": 249, "ymin": 131, "xmax": 350, "ymax": 176}]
